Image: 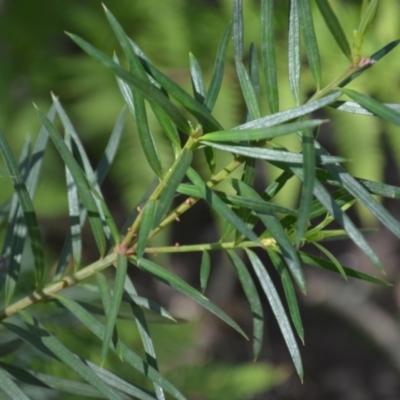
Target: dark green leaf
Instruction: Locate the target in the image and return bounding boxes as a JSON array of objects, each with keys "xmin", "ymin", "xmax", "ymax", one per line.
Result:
[
  {"xmin": 238, "ymin": 91, "xmax": 340, "ymax": 130},
  {"xmin": 135, "ymin": 257, "xmax": 247, "ymax": 339},
  {"xmin": 298, "ymin": 252, "xmax": 389, "ymax": 285},
  {"xmin": 339, "ymin": 88, "xmax": 400, "ymax": 127},
  {"xmin": 246, "ymin": 250, "xmax": 303, "ymax": 380},
  {"xmin": 295, "ymin": 127, "xmax": 315, "ymax": 246},
  {"xmin": 189, "ymin": 53, "xmax": 206, "ymax": 103},
  {"xmin": 66, "ymin": 33, "xmax": 191, "ymax": 135},
  {"xmin": 36, "ymin": 107, "xmax": 107, "ymax": 257},
  {"xmin": 288, "ymin": 0, "xmax": 301, "ymax": 105},
  {"xmin": 53, "ymin": 296, "xmax": 185, "ymax": 400},
  {"xmin": 187, "ymin": 168, "xmax": 259, "ymax": 243},
  {"xmin": 204, "ymin": 24, "xmax": 232, "ymax": 111},
  {"xmin": 298, "ymin": 0, "xmax": 321, "ymax": 88},
  {"xmin": 101, "ymin": 254, "xmax": 128, "ymax": 365},
  {"xmin": 0, "ymin": 130, "xmax": 44, "ymax": 287},
  {"xmin": 0, "ymin": 368, "xmax": 30, "ymax": 400},
  {"xmin": 227, "ymin": 250, "xmax": 264, "ymax": 360},
  {"xmin": 316, "ymin": 0, "xmax": 352, "ymax": 60},
  {"xmin": 267, "ymin": 249, "xmax": 304, "ymax": 343},
  {"xmin": 153, "ymin": 148, "xmax": 193, "ymax": 227},
  {"xmin": 200, "ymin": 251, "xmax": 211, "ymax": 293},
  {"xmin": 201, "ymin": 119, "xmax": 325, "ymax": 142},
  {"xmin": 261, "ymin": 0, "xmax": 279, "ymax": 113},
  {"xmin": 202, "ymin": 141, "xmax": 345, "ymax": 164}
]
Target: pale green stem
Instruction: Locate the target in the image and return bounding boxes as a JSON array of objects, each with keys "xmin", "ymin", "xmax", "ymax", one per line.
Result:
[{"xmin": 0, "ymin": 253, "xmax": 117, "ymax": 321}]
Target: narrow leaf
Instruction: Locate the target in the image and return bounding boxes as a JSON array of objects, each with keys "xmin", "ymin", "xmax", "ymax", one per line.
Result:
[
  {"xmin": 330, "ymin": 101, "xmax": 400, "ymax": 116},
  {"xmin": 298, "ymin": 252, "xmax": 389, "ymax": 285},
  {"xmin": 204, "ymin": 24, "xmax": 232, "ymax": 111},
  {"xmin": 135, "ymin": 257, "xmax": 247, "ymax": 338},
  {"xmin": 189, "ymin": 53, "xmax": 206, "ymax": 103},
  {"xmin": 66, "ymin": 32, "xmax": 191, "ymax": 134},
  {"xmin": 261, "ymin": 0, "xmax": 279, "ymax": 113},
  {"xmin": 137, "ymin": 199, "xmax": 156, "ymax": 263},
  {"xmin": 202, "ymin": 141, "xmax": 345, "ymax": 164},
  {"xmin": 295, "ymin": 127, "xmax": 315, "ymax": 246},
  {"xmin": 267, "ymin": 249, "xmax": 304, "ymax": 343},
  {"xmin": 316, "ymin": 0, "xmax": 352, "ymax": 60},
  {"xmin": 297, "ymin": 0, "xmax": 321, "ymax": 88},
  {"xmin": 237, "ymin": 91, "xmax": 340, "ymax": 130},
  {"xmin": 246, "ymin": 250, "xmax": 303, "ymax": 380},
  {"xmin": 288, "ymin": 0, "xmax": 301, "ymax": 105},
  {"xmin": 0, "ymin": 130, "xmax": 44, "ymax": 286},
  {"xmin": 53, "ymin": 296, "xmax": 185, "ymax": 400},
  {"xmin": 101, "ymin": 254, "xmax": 128, "ymax": 365},
  {"xmin": 187, "ymin": 168, "xmax": 259, "ymax": 243},
  {"xmin": 339, "ymin": 88, "xmax": 400, "ymax": 127},
  {"xmin": 233, "ymin": 0, "xmax": 244, "ymax": 62},
  {"xmin": 0, "ymin": 368, "xmax": 30, "ymax": 400},
  {"xmin": 36, "ymin": 108, "xmax": 107, "ymax": 256},
  {"xmin": 227, "ymin": 250, "xmax": 264, "ymax": 360},
  {"xmin": 200, "ymin": 251, "xmax": 211, "ymax": 293},
  {"xmin": 200, "ymin": 119, "xmax": 325, "ymax": 142},
  {"xmin": 153, "ymin": 148, "xmax": 193, "ymax": 227}
]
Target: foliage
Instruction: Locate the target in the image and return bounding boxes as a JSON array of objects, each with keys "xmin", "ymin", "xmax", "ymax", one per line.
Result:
[{"xmin": 0, "ymin": 0, "xmax": 399, "ymax": 398}]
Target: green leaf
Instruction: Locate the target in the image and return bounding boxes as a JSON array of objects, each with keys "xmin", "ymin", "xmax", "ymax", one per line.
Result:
[
  {"xmin": 4, "ymin": 316, "xmax": 124, "ymax": 400},
  {"xmin": 232, "ymin": 179, "xmax": 305, "ymax": 292},
  {"xmin": 238, "ymin": 91, "xmax": 340, "ymax": 130},
  {"xmin": 267, "ymin": 249, "xmax": 304, "ymax": 343},
  {"xmin": 0, "ymin": 367, "xmax": 30, "ymax": 400},
  {"xmin": 297, "ymin": 0, "xmax": 321, "ymax": 88},
  {"xmin": 153, "ymin": 148, "xmax": 193, "ymax": 227},
  {"xmin": 316, "ymin": 143, "xmax": 400, "ymax": 241},
  {"xmin": 204, "ymin": 24, "xmax": 232, "ymax": 111},
  {"xmin": 66, "ymin": 32, "xmax": 191, "ymax": 135},
  {"xmin": 122, "ymin": 278, "xmax": 164, "ymax": 400},
  {"xmin": 233, "ymin": 0, "xmax": 244, "ymax": 61},
  {"xmin": 0, "ymin": 362, "xmax": 120, "ymax": 399},
  {"xmin": 295, "ymin": 127, "xmax": 315, "ymax": 246},
  {"xmin": 312, "ymin": 241, "xmax": 347, "ymax": 279},
  {"xmin": 330, "ymin": 101, "xmax": 400, "ymax": 116},
  {"xmin": 36, "ymin": 107, "xmax": 107, "ymax": 256},
  {"xmin": 202, "ymin": 141, "xmax": 345, "ymax": 164},
  {"xmin": 261, "ymin": 0, "xmax": 279, "ymax": 113},
  {"xmin": 0, "ymin": 130, "xmax": 44, "ymax": 287},
  {"xmin": 246, "ymin": 250, "xmax": 303, "ymax": 380},
  {"xmin": 137, "ymin": 199, "xmax": 156, "ymax": 263},
  {"xmin": 227, "ymin": 250, "xmax": 264, "ymax": 360},
  {"xmin": 187, "ymin": 168, "xmax": 259, "ymax": 243},
  {"xmin": 248, "ymin": 43, "xmax": 261, "ymax": 102},
  {"xmin": 316, "ymin": 0, "xmax": 352, "ymax": 60},
  {"xmin": 298, "ymin": 252, "xmax": 389, "ymax": 285},
  {"xmin": 104, "ymin": 6, "xmax": 163, "ymax": 177},
  {"xmin": 288, "ymin": 0, "xmax": 301, "ymax": 105},
  {"xmin": 135, "ymin": 257, "xmax": 247, "ymax": 339},
  {"xmin": 101, "ymin": 254, "xmax": 128, "ymax": 365},
  {"xmin": 289, "ymin": 165, "xmax": 384, "ymax": 272},
  {"xmin": 87, "ymin": 361, "xmax": 157, "ymax": 400},
  {"xmin": 339, "ymin": 88, "xmax": 400, "ymax": 127},
  {"xmin": 200, "ymin": 251, "xmax": 211, "ymax": 293},
  {"xmin": 53, "ymin": 296, "xmax": 185, "ymax": 400},
  {"xmin": 201, "ymin": 119, "xmax": 325, "ymax": 142},
  {"xmin": 3, "ymin": 141, "xmax": 31, "ymax": 304},
  {"xmin": 64, "ymin": 130, "xmax": 82, "ymax": 267},
  {"xmin": 189, "ymin": 53, "xmax": 206, "ymax": 103},
  {"xmin": 129, "ymin": 43, "xmax": 223, "ymax": 134},
  {"xmin": 177, "ymin": 183, "xmax": 297, "ymax": 216}
]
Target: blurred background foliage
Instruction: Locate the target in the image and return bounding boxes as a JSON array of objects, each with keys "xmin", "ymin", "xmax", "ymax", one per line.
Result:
[{"xmin": 1, "ymin": 0, "xmax": 400, "ymax": 398}]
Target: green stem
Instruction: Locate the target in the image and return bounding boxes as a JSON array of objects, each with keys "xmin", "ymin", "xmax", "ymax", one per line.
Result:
[
  {"xmin": 144, "ymin": 239, "xmax": 276, "ymax": 254},
  {"xmin": 0, "ymin": 253, "xmax": 117, "ymax": 321}
]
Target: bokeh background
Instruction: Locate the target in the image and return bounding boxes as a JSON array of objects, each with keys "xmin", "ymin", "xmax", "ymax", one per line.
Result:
[{"xmin": 1, "ymin": 0, "xmax": 400, "ymax": 398}]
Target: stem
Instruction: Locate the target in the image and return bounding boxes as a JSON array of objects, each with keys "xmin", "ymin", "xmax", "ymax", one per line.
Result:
[
  {"xmin": 0, "ymin": 253, "xmax": 117, "ymax": 321},
  {"xmin": 144, "ymin": 239, "xmax": 275, "ymax": 254}
]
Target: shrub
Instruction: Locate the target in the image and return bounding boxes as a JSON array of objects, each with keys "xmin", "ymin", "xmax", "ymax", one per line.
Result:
[{"xmin": 0, "ymin": 0, "xmax": 399, "ymax": 398}]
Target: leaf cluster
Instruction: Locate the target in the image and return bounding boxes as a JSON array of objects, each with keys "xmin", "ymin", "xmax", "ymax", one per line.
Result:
[{"xmin": 0, "ymin": 1, "xmax": 399, "ymax": 398}]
